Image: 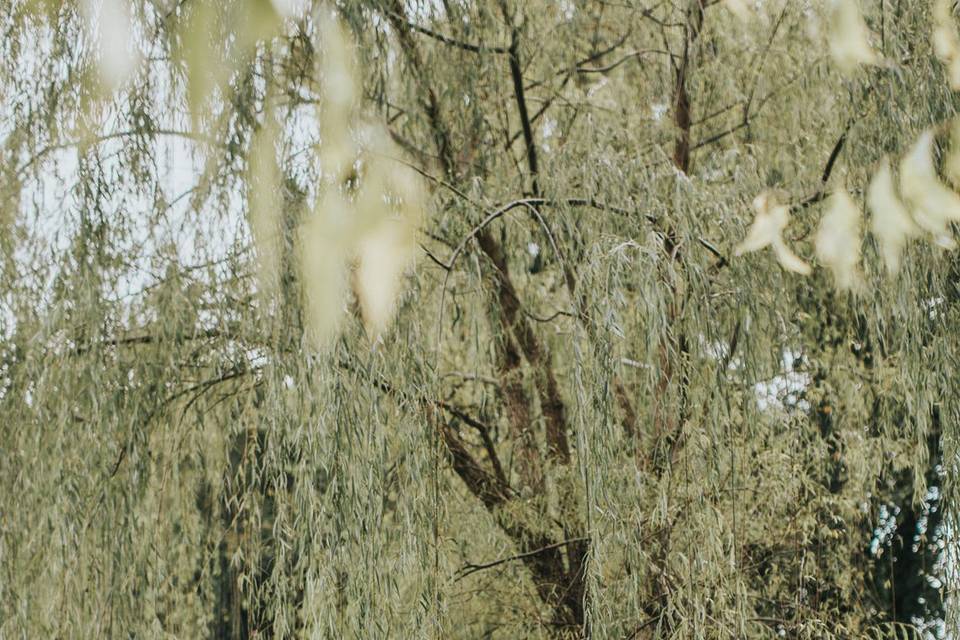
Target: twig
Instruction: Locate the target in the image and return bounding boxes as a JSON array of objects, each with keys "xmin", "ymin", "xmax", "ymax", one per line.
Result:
[
  {"xmin": 455, "ymin": 536, "xmax": 591, "ymax": 581},
  {"xmin": 72, "ymin": 327, "xmax": 229, "ymax": 356},
  {"xmin": 575, "ymin": 49, "xmax": 675, "ymax": 74},
  {"xmin": 820, "ymin": 127, "xmax": 849, "ymax": 185},
  {"xmin": 792, "ymin": 124, "xmax": 852, "ymax": 211},
  {"xmin": 419, "ymin": 243, "xmax": 450, "ymax": 270},
  {"xmin": 523, "ymin": 308, "xmax": 576, "ymax": 323},
  {"xmin": 436, "ymin": 197, "xmax": 649, "ymax": 345},
  {"xmin": 17, "ymin": 128, "xmax": 215, "ymax": 177},
  {"xmin": 524, "ymin": 27, "xmax": 634, "ymax": 93},
  {"xmin": 388, "ymin": 10, "xmax": 510, "ymax": 55}
]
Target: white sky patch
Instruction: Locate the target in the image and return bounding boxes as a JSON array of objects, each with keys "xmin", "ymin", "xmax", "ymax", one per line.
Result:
[
  {"xmin": 695, "ymin": 335, "xmax": 806, "ymax": 407},
  {"xmin": 3, "ymin": 37, "xmax": 254, "ymax": 345}
]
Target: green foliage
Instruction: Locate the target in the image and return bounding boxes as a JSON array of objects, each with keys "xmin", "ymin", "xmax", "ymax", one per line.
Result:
[{"xmin": 0, "ymin": 1, "xmax": 956, "ymax": 638}]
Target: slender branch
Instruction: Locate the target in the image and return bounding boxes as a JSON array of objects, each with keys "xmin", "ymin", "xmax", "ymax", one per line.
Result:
[
  {"xmin": 440, "ymin": 197, "xmax": 652, "ymax": 277},
  {"xmin": 690, "ymin": 120, "xmax": 748, "ymax": 151},
  {"xmin": 440, "ymin": 417, "xmax": 513, "ymax": 510},
  {"xmin": 456, "ymin": 536, "xmax": 591, "ymax": 581},
  {"xmin": 18, "ymin": 128, "xmax": 215, "ymax": 177},
  {"xmin": 576, "ymin": 49, "xmax": 675, "ymax": 74},
  {"xmin": 506, "ymin": 86, "xmax": 568, "ymax": 149},
  {"xmin": 387, "ymin": 10, "xmax": 510, "ymax": 54},
  {"xmin": 792, "ymin": 125, "xmax": 852, "ymax": 211},
  {"xmin": 638, "ymin": 2, "xmax": 685, "ymax": 29},
  {"xmin": 696, "ymin": 237, "xmax": 726, "ymax": 264},
  {"xmin": 507, "ymin": 34, "xmax": 540, "ymax": 196},
  {"xmin": 72, "ymin": 327, "xmax": 230, "ymax": 356},
  {"xmin": 523, "ymin": 308, "xmax": 575, "ymax": 323},
  {"xmin": 341, "ymin": 357, "xmax": 511, "ymax": 493},
  {"xmin": 720, "ymin": 319, "xmax": 742, "ymax": 372},
  {"xmin": 819, "ymin": 126, "xmax": 849, "ymax": 185},
  {"xmin": 419, "ymin": 243, "xmax": 450, "ymax": 270},
  {"xmin": 407, "ymin": 167, "xmax": 725, "ymax": 275},
  {"xmin": 689, "ymin": 6, "xmax": 793, "ymax": 154},
  {"xmin": 162, "ymin": 367, "xmax": 253, "ymax": 409},
  {"xmin": 692, "ymin": 99, "xmax": 744, "ymax": 126},
  {"xmin": 523, "ymin": 27, "xmax": 634, "ymax": 93},
  {"xmin": 743, "ymin": 4, "xmax": 790, "ymax": 118},
  {"xmin": 441, "ymin": 371, "xmax": 499, "ymax": 385},
  {"xmin": 691, "ymin": 65, "xmax": 809, "ymax": 153},
  {"xmin": 385, "ymin": 1, "xmax": 458, "ymax": 178}
]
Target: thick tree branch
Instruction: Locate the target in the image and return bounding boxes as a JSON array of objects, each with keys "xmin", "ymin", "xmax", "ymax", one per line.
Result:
[
  {"xmin": 386, "ymin": 5, "xmax": 584, "ymax": 626},
  {"xmin": 671, "ymin": 1, "xmax": 705, "ymax": 173}
]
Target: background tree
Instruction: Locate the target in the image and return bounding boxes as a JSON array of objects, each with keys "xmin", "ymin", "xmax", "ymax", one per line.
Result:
[{"xmin": 0, "ymin": 0, "xmax": 957, "ymax": 638}]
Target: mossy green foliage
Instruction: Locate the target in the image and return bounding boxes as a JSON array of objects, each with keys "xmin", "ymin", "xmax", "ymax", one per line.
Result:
[{"xmin": 0, "ymin": 1, "xmax": 957, "ymax": 637}]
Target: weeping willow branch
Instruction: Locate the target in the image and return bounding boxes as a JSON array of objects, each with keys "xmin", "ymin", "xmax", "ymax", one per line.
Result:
[{"xmin": 17, "ymin": 128, "xmax": 217, "ymax": 177}]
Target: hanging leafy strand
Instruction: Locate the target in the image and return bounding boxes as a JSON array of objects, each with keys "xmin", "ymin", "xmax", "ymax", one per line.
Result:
[{"xmin": 0, "ymin": 1, "xmax": 958, "ymax": 638}]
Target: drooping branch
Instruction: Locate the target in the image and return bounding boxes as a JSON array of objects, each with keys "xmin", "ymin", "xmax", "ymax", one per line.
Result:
[{"xmin": 17, "ymin": 128, "xmax": 216, "ymax": 178}]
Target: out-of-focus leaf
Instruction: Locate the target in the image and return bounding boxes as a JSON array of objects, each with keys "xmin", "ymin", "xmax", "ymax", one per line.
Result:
[
  {"xmin": 828, "ymin": 0, "xmax": 879, "ymax": 74},
  {"xmin": 868, "ymin": 158, "xmax": 918, "ymax": 274},
  {"xmin": 736, "ymin": 191, "xmax": 811, "ymax": 275},
  {"xmin": 899, "ymin": 129, "xmax": 960, "ymax": 248},
  {"xmin": 816, "ymin": 190, "xmax": 863, "ymax": 290}
]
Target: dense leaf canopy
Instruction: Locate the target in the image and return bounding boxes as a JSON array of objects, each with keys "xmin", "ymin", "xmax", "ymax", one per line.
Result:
[{"xmin": 0, "ymin": 0, "xmax": 958, "ymax": 638}]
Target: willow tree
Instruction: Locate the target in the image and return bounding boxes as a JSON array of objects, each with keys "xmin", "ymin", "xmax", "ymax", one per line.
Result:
[{"xmin": 1, "ymin": 0, "xmax": 958, "ymax": 637}]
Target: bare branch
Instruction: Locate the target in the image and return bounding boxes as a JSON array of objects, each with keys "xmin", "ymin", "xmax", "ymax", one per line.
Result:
[
  {"xmin": 507, "ymin": 34, "xmax": 541, "ymax": 196},
  {"xmin": 456, "ymin": 537, "xmax": 591, "ymax": 581},
  {"xmin": 386, "ymin": 10, "xmax": 510, "ymax": 54}
]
